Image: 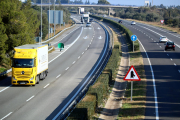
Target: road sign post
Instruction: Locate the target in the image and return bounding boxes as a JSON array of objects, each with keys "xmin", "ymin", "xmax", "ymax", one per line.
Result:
[
  {"xmin": 124, "ymin": 65, "xmax": 141, "ymax": 101},
  {"xmin": 131, "ymin": 35, "xmax": 137, "ymax": 52}
]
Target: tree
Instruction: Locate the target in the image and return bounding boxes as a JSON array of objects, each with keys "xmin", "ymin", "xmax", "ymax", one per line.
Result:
[{"xmin": 98, "ymin": 0, "xmax": 110, "ymax": 5}]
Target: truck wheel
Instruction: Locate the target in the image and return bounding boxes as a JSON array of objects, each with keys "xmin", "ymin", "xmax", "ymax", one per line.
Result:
[{"xmin": 36, "ymin": 75, "xmax": 39, "ymax": 84}]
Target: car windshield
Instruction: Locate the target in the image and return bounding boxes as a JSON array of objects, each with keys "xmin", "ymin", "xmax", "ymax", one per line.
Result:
[
  {"xmin": 161, "ymin": 37, "xmax": 167, "ymax": 39},
  {"xmin": 12, "ymin": 59, "xmax": 34, "ymax": 68},
  {"xmin": 87, "ymin": 23, "xmax": 91, "ymax": 24},
  {"xmin": 167, "ymin": 42, "xmax": 174, "ymax": 45}
]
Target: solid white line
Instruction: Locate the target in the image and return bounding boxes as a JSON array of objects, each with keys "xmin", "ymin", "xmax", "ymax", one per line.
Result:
[
  {"xmin": 1, "ymin": 112, "xmax": 13, "ymax": 120},
  {"xmin": 53, "ymin": 22, "xmax": 109, "ymax": 120},
  {"xmin": 44, "ymin": 83, "xmax": 50, "ymax": 88},
  {"xmin": 72, "ymin": 61, "xmax": 76, "ymax": 64},
  {"xmin": 78, "ymin": 56, "xmax": 80, "ymax": 59},
  {"xmin": 170, "ymin": 58, "xmax": 172, "ymax": 61},
  {"xmin": 85, "ymin": 48, "xmax": 87, "ymax": 50},
  {"xmin": 65, "ymin": 67, "xmax": 69, "ymax": 70},
  {"xmin": 26, "ymin": 95, "xmax": 35, "ymax": 102},
  {"xmin": 48, "ymin": 27, "xmax": 83, "ymax": 64},
  {"xmin": 56, "ymin": 74, "xmax": 61, "ymax": 78},
  {"xmin": 82, "ymin": 52, "xmax": 84, "ymax": 54},
  {"xmin": 0, "ymin": 85, "xmax": 12, "ymax": 93},
  {"xmin": 174, "ymin": 63, "xmax": 177, "ymax": 66},
  {"xmin": 138, "ymin": 39, "xmax": 159, "ymax": 120}
]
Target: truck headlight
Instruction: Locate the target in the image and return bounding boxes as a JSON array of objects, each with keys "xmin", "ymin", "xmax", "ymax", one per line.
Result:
[
  {"xmin": 13, "ymin": 77, "xmax": 16, "ymax": 80},
  {"xmin": 29, "ymin": 77, "xmax": 34, "ymax": 80}
]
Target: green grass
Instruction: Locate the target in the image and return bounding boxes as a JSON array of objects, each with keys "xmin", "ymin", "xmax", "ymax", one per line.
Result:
[{"xmin": 0, "ymin": 67, "xmax": 7, "ymax": 73}]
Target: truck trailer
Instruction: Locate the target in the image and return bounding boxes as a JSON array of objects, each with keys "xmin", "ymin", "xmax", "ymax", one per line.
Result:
[{"xmin": 11, "ymin": 44, "xmax": 48, "ymax": 86}]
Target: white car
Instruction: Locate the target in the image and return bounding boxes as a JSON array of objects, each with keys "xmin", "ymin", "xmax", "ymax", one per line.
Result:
[
  {"xmin": 159, "ymin": 36, "xmax": 168, "ymax": 43},
  {"xmin": 131, "ymin": 21, "xmax": 136, "ymax": 25},
  {"xmin": 103, "ymin": 15, "xmax": 107, "ymax": 17},
  {"xmin": 86, "ymin": 22, "xmax": 91, "ymax": 27}
]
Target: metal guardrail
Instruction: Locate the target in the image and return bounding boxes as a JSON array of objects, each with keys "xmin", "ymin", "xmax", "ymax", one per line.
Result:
[
  {"xmin": 53, "ymin": 19, "xmax": 113, "ymax": 120},
  {"xmin": 0, "ymin": 18, "xmax": 76, "ymax": 77}
]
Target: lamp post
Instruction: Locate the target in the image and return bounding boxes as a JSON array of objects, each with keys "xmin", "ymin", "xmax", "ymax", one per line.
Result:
[
  {"xmin": 48, "ymin": 0, "xmax": 50, "ymax": 38},
  {"xmin": 40, "ymin": 0, "xmax": 42, "ymax": 44}
]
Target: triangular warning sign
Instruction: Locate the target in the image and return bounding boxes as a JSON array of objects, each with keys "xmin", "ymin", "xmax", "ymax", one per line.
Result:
[{"xmin": 123, "ymin": 65, "xmax": 141, "ymax": 81}]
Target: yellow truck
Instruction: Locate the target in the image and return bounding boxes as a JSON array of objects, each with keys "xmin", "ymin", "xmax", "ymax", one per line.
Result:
[{"xmin": 11, "ymin": 44, "xmax": 48, "ymax": 86}]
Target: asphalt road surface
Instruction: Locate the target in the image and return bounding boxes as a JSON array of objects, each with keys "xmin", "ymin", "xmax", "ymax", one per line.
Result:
[
  {"xmin": 105, "ymin": 16, "xmax": 180, "ymax": 120},
  {"xmin": 0, "ymin": 15, "xmax": 107, "ymax": 120}
]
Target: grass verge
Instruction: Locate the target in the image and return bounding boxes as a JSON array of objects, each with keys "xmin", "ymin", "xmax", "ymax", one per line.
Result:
[{"xmin": 118, "ymin": 33, "xmax": 146, "ymax": 120}]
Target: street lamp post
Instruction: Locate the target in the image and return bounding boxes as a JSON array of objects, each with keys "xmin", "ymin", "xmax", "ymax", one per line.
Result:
[{"xmin": 40, "ymin": 0, "xmax": 42, "ymax": 44}]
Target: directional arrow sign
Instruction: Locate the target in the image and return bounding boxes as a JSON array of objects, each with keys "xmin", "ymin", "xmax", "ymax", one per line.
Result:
[
  {"xmin": 123, "ymin": 65, "xmax": 141, "ymax": 81},
  {"xmin": 131, "ymin": 35, "xmax": 137, "ymax": 41},
  {"xmin": 98, "ymin": 36, "xmax": 102, "ymax": 39}
]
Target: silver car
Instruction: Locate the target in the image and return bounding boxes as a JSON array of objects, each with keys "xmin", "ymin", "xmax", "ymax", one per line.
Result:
[
  {"xmin": 86, "ymin": 22, "xmax": 91, "ymax": 27},
  {"xmin": 131, "ymin": 21, "xmax": 136, "ymax": 25},
  {"xmin": 159, "ymin": 36, "xmax": 168, "ymax": 43}
]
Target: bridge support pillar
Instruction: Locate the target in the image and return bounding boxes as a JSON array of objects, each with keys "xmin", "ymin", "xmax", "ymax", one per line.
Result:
[
  {"xmin": 108, "ymin": 8, "xmax": 111, "ymax": 16},
  {"xmin": 78, "ymin": 7, "xmax": 81, "ymax": 14}
]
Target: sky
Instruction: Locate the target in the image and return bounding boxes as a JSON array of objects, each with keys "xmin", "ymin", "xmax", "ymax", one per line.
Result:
[{"xmin": 86, "ymin": 0, "xmax": 180, "ymax": 6}]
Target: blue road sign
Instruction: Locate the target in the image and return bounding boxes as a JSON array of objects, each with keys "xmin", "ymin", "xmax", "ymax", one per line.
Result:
[{"xmin": 131, "ymin": 35, "xmax": 137, "ymax": 41}]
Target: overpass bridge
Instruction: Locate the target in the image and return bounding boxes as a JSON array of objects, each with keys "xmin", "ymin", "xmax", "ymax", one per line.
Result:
[{"xmin": 35, "ymin": 4, "xmax": 139, "ymax": 15}]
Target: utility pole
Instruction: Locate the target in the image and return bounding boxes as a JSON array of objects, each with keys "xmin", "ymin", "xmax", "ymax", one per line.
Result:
[
  {"xmin": 40, "ymin": 0, "xmax": 42, "ymax": 44},
  {"xmin": 48, "ymin": 0, "xmax": 50, "ymax": 39},
  {"xmin": 54, "ymin": 0, "xmax": 55, "ymax": 37}
]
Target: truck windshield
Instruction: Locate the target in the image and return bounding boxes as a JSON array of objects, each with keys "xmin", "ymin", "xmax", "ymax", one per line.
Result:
[{"xmin": 12, "ymin": 59, "xmax": 34, "ymax": 68}]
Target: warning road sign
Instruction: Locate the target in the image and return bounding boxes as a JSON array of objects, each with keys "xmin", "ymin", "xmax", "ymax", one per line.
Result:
[
  {"xmin": 123, "ymin": 65, "xmax": 141, "ymax": 81},
  {"xmin": 160, "ymin": 20, "xmax": 164, "ymax": 24}
]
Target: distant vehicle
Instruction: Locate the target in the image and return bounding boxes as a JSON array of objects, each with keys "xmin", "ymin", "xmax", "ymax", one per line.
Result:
[
  {"xmin": 131, "ymin": 21, "xmax": 136, "ymax": 25},
  {"xmin": 118, "ymin": 20, "xmax": 122, "ymax": 23},
  {"xmin": 165, "ymin": 41, "xmax": 175, "ymax": 51},
  {"xmin": 86, "ymin": 22, "xmax": 91, "ymax": 27},
  {"xmin": 103, "ymin": 15, "xmax": 107, "ymax": 17},
  {"xmin": 159, "ymin": 36, "xmax": 168, "ymax": 43},
  {"xmin": 89, "ymin": 18, "xmax": 93, "ymax": 22},
  {"xmin": 81, "ymin": 14, "xmax": 89, "ymax": 23}
]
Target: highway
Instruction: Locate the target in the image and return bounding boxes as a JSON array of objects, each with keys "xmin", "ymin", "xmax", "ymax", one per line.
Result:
[
  {"xmin": 0, "ymin": 15, "xmax": 108, "ymax": 120},
  {"xmin": 105, "ymin": 16, "xmax": 180, "ymax": 119}
]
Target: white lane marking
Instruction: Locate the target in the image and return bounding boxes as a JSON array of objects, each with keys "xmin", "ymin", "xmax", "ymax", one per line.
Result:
[
  {"xmin": 72, "ymin": 61, "xmax": 76, "ymax": 64},
  {"xmin": 170, "ymin": 58, "xmax": 172, "ymax": 61},
  {"xmin": 159, "ymin": 46, "xmax": 162, "ymax": 48},
  {"xmin": 65, "ymin": 67, "xmax": 69, "ymax": 70},
  {"xmin": 44, "ymin": 83, "xmax": 50, "ymax": 88},
  {"xmin": 49, "ymin": 27, "xmax": 83, "ymax": 64},
  {"xmin": 157, "ymin": 43, "xmax": 159, "ymax": 45},
  {"xmin": 78, "ymin": 56, "xmax": 80, "ymax": 59},
  {"xmin": 137, "ymin": 39, "xmax": 159, "ymax": 120},
  {"xmin": 1, "ymin": 112, "xmax": 13, "ymax": 120},
  {"xmin": 82, "ymin": 52, "xmax": 84, "ymax": 54},
  {"xmin": 53, "ymin": 22, "xmax": 109, "ymax": 120},
  {"xmin": 56, "ymin": 74, "xmax": 61, "ymax": 78},
  {"xmin": 140, "ymin": 26, "xmax": 180, "ymax": 49},
  {"xmin": 0, "ymin": 85, "xmax": 12, "ymax": 93},
  {"xmin": 174, "ymin": 63, "xmax": 177, "ymax": 66},
  {"xmin": 138, "ymin": 22, "xmax": 180, "ymax": 39},
  {"xmin": 88, "ymin": 45, "xmax": 89, "ymax": 47},
  {"xmin": 26, "ymin": 95, "xmax": 35, "ymax": 102},
  {"xmin": 167, "ymin": 54, "xmax": 169, "ymax": 56},
  {"xmin": 152, "ymin": 38, "xmax": 153, "ymax": 40},
  {"xmin": 51, "ymin": 26, "xmax": 81, "ymax": 45},
  {"xmin": 154, "ymin": 41, "xmax": 156, "ymax": 42},
  {"xmin": 85, "ymin": 48, "xmax": 87, "ymax": 50}
]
